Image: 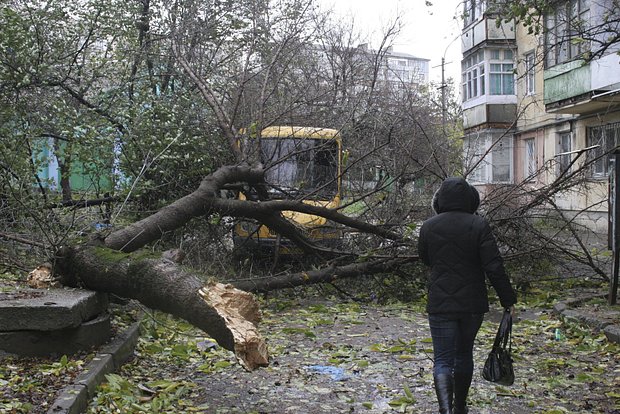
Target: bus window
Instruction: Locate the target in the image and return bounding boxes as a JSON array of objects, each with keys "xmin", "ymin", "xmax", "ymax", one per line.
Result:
[
  {"xmin": 261, "ymin": 138, "xmax": 338, "ymax": 199},
  {"xmin": 312, "ymin": 141, "xmax": 338, "ymax": 193}
]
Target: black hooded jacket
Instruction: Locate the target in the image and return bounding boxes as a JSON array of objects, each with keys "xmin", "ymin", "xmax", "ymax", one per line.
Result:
[{"xmin": 418, "ymin": 178, "xmax": 517, "ymax": 314}]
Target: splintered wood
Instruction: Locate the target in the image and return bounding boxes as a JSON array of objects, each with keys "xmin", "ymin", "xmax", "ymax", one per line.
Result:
[
  {"xmin": 27, "ymin": 263, "xmax": 59, "ymax": 289},
  {"xmin": 199, "ymin": 282, "xmax": 269, "ymax": 371}
]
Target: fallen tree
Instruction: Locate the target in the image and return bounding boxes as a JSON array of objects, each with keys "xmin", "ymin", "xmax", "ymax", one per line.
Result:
[
  {"xmin": 50, "ymin": 163, "xmax": 408, "ymax": 371},
  {"xmin": 2, "ymin": 0, "xmax": 425, "ymax": 373},
  {"xmin": 55, "ymin": 244, "xmax": 268, "ymax": 370},
  {"xmin": 233, "ymin": 258, "xmax": 408, "ymax": 293}
]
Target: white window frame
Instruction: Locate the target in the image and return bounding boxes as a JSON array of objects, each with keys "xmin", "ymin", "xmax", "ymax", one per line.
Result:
[
  {"xmin": 524, "ymin": 138, "xmax": 537, "ymax": 179},
  {"xmin": 464, "ymin": 0, "xmax": 485, "ymax": 26},
  {"xmin": 557, "ymin": 132, "xmax": 573, "ymax": 175},
  {"xmin": 489, "ymin": 61, "xmax": 515, "ymax": 95},
  {"xmin": 491, "ymin": 136, "xmax": 513, "ymax": 183},
  {"xmin": 524, "ymin": 52, "xmax": 535, "ymax": 95},
  {"xmin": 466, "ymin": 134, "xmax": 514, "ymax": 184},
  {"xmin": 468, "ymin": 134, "xmax": 489, "ymax": 183},
  {"xmin": 462, "ymin": 51, "xmax": 485, "ymax": 102}
]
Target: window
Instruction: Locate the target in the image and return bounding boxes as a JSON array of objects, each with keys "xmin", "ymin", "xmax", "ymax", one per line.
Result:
[
  {"xmin": 544, "ymin": 0, "xmax": 590, "ymax": 68},
  {"xmin": 468, "ymin": 134, "xmax": 489, "ymax": 183},
  {"xmin": 462, "ymin": 49, "xmax": 516, "ymax": 99},
  {"xmin": 524, "ymin": 138, "xmax": 537, "ymax": 178},
  {"xmin": 557, "ymin": 132, "xmax": 572, "ymax": 174},
  {"xmin": 464, "ymin": 0, "xmax": 485, "ymax": 26},
  {"xmin": 490, "ymin": 63, "xmax": 514, "ymax": 95},
  {"xmin": 492, "ymin": 137, "xmax": 512, "ymax": 182},
  {"xmin": 489, "ymin": 49, "xmax": 514, "ymax": 95},
  {"xmin": 524, "ymin": 52, "xmax": 535, "ymax": 95},
  {"xmin": 261, "ymin": 138, "xmax": 338, "ymax": 197},
  {"xmin": 466, "ymin": 134, "xmax": 513, "ymax": 184},
  {"xmin": 487, "ymin": 0, "xmax": 508, "ymax": 13},
  {"xmin": 462, "ymin": 50, "xmax": 485, "ymax": 101},
  {"xmin": 587, "ymin": 122, "xmax": 620, "ymax": 178}
]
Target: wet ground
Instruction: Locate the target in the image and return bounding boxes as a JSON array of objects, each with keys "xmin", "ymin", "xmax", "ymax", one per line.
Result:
[
  {"xmin": 149, "ymin": 296, "xmax": 619, "ymax": 414},
  {"xmin": 3, "ymin": 285, "xmax": 619, "ymax": 413}
]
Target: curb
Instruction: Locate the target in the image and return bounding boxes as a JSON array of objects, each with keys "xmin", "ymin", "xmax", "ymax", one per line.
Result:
[
  {"xmin": 553, "ymin": 294, "xmax": 620, "ymax": 345},
  {"xmin": 47, "ymin": 321, "xmax": 141, "ymax": 414}
]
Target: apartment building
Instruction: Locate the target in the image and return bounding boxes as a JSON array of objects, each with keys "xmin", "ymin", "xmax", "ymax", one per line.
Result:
[
  {"xmin": 461, "ymin": 0, "xmax": 620, "ymax": 232},
  {"xmin": 382, "ymin": 48, "xmax": 430, "ymax": 85}
]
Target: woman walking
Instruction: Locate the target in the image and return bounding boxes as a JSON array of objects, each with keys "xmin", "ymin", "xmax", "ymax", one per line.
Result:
[{"xmin": 418, "ymin": 177, "xmax": 517, "ymax": 414}]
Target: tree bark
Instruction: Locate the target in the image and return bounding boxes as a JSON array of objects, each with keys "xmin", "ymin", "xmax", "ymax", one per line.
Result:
[
  {"xmin": 104, "ymin": 164, "xmax": 265, "ymax": 252},
  {"xmin": 55, "ymin": 245, "xmax": 268, "ymax": 371},
  {"xmin": 104, "ymin": 164, "xmax": 401, "ymax": 253}
]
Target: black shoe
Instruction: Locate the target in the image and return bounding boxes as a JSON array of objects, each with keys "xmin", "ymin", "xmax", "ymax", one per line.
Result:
[
  {"xmin": 453, "ymin": 372, "xmax": 472, "ymax": 414},
  {"xmin": 434, "ymin": 374, "xmax": 454, "ymax": 414}
]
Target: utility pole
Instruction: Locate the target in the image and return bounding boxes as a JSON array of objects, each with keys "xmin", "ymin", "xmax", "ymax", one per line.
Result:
[
  {"xmin": 434, "ymin": 57, "xmax": 450, "ymax": 134},
  {"xmin": 441, "ymin": 57, "xmax": 446, "ymax": 127},
  {"xmin": 434, "ymin": 33, "xmax": 459, "ymax": 134}
]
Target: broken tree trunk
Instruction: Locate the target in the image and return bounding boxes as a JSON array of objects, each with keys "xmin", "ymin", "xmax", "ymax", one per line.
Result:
[{"xmin": 55, "ymin": 245, "xmax": 269, "ymax": 371}]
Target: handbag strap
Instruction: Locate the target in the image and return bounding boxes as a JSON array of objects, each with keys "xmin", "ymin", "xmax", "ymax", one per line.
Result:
[
  {"xmin": 502, "ymin": 310, "xmax": 512, "ymax": 352},
  {"xmin": 492, "ymin": 309, "xmax": 512, "ymax": 350}
]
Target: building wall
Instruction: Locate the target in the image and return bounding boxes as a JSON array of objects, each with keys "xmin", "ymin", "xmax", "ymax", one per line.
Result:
[
  {"xmin": 515, "ymin": 23, "xmax": 557, "ymax": 132},
  {"xmin": 381, "ymin": 47, "xmax": 430, "ymax": 85},
  {"xmin": 34, "ymin": 137, "xmax": 114, "ymax": 194},
  {"xmin": 461, "ymin": 0, "xmax": 620, "ymax": 234}
]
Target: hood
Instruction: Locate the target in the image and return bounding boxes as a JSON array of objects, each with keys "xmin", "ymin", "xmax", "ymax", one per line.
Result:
[{"xmin": 432, "ymin": 177, "xmax": 480, "ymax": 214}]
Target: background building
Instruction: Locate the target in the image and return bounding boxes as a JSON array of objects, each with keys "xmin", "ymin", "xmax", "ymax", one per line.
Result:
[{"xmin": 382, "ymin": 48, "xmax": 430, "ymax": 85}]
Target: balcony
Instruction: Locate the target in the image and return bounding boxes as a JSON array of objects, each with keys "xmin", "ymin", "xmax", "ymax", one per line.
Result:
[
  {"xmin": 544, "ymin": 54, "xmax": 620, "ymax": 114},
  {"xmin": 463, "ymin": 86, "xmax": 517, "ymax": 131},
  {"xmin": 461, "ymin": 18, "xmax": 515, "ymax": 53}
]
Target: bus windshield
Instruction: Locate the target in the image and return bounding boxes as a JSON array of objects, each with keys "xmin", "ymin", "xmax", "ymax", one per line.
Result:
[{"xmin": 261, "ymin": 138, "xmax": 338, "ymax": 198}]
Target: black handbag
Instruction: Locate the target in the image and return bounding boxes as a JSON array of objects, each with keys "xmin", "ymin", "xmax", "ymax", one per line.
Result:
[{"xmin": 482, "ymin": 309, "xmax": 515, "ymax": 386}]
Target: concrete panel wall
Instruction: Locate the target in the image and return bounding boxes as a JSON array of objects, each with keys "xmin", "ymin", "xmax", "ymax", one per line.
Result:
[
  {"xmin": 464, "ymin": 103, "xmax": 517, "ymax": 129},
  {"xmin": 591, "ymin": 53, "xmax": 620, "ymax": 90},
  {"xmin": 488, "ymin": 104, "xmax": 517, "ymax": 124},
  {"xmin": 487, "ymin": 19, "xmax": 515, "ymax": 40}
]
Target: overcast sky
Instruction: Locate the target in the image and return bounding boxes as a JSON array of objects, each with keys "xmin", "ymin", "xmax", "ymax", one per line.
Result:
[{"xmin": 317, "ymin": 0, "xmax": 463, "ymax": 84}]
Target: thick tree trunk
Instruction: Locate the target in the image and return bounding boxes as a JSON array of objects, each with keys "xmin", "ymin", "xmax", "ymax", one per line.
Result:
[
  {"xmin": 104, "ymin": 164, "xmax": 401, "ymax": 254},
  {"xmin": 55, "ymin": 245, "xmax": 268, "ymax": 371},
  {"xmin": 104, "ymin": 164, "xmax": 265, "ymax": 252}
]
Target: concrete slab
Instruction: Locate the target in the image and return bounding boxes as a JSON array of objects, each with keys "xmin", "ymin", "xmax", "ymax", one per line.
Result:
[
  {"xmin": 0, "ymin": 313, "xmax": 111, "ymax": 357},
  {"xmin": 553, "ymin": 294, "xmax": 620, "ymax": 345},
  {"xmin": 0, "ymin": 288, "xmax": 108, "ymax": 331}
]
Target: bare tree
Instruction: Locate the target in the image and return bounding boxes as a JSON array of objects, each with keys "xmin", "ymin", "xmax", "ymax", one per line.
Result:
[
  {"xmin": 1, "ymin": 0, "xmax": 454, "ymax": 368},
  {"xmin": 492, "ymin": 0, "xmax": 620, "ymax": 62}
]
